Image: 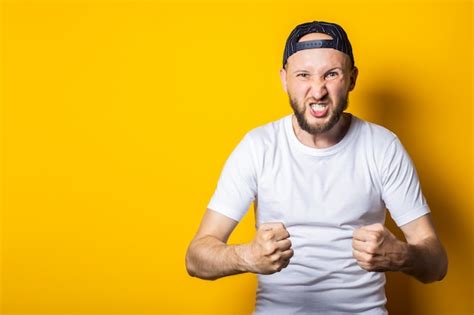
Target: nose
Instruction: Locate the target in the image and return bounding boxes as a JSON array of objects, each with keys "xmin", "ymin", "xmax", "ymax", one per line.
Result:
[{"xmin": 308, "ymin": 78, "xmax": 328, "ymax": 101}]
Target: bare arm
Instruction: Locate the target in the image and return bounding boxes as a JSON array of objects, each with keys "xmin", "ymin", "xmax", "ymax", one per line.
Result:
[
  {"xmin": 352, "ymin": 214, "xmax": 448, "ymax": 283},
  {"xmin": 185, "ymin": 209, "xmax": 246, "ymax": 280},
  {"xmin": 398, "ymin": 214, "xmax": 448, "ymax": 283},
  {"xmin": 185, "ymin": 208, "xmax": 293, "ymax": 280}
]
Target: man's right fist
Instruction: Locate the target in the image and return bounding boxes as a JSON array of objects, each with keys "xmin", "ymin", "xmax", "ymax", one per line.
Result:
[{"xmin": 243, "ymin": 222, "xmax": 294, "ymax": 274}]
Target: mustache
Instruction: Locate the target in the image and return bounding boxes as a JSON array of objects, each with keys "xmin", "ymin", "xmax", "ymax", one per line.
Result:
[{"xmin": 305, "ymin": 95, "xmax": 330, "ymax": 104}]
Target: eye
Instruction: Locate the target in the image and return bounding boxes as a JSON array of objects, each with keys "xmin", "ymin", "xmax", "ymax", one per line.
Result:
[
  {"xmin": 324, "ymin": 71, "xmax": 339, "ymax": 80},
  {"xmin": 296, "ymin": 73, "xmax": 310, "ymax": 79}
]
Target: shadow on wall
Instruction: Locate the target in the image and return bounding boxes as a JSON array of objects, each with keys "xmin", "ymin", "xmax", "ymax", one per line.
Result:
[
  {"xmin": 364, "ymin": 81, "xmax": 463, "ymax": 314},
  {"xmin": 365, "ymin": 85, "xmax": 417, "ymax": 314}
]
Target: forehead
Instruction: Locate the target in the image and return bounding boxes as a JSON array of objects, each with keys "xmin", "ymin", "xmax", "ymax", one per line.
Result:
[{"xmin": 286, "ymin": 32, "xmax": 350, "ymax": 71}]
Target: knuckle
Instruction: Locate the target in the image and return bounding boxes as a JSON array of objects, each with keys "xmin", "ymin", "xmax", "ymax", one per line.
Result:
[
  {"xmin": 276, "ymin": 259, "xmax": 289, "ymax": 272},
  {"xmin": 374, "ymin": 223, "xmax": 384, "ymax": 230},
  {"xmin": 269, "ymin": 253, "xmax": 280, "ymax": 263},
  {"xmin": 265, "ymin": 244, "xmax": 277, "ymax": 255},
  {"xmin": 269, "ymin": 261, "xmax": 279, "ymax": 271},
  {"xmin": 367, "ymin": 244, "xmax": 377, "ymax": 254},
  {"xmin": 262, "ymin": 231, "xmax": 274, "ymax": 241},
  {"xmin": 352, "ymin": 250, "xmax": 358, "ymax": 258},
  {"xmin": 369, "ymin": 233, "xmax": 379, "ymax": 241},
  {"xmin": 374, "ymin": 229, "xmax": 384, "ymax": 238},
  {"xmin": 352, "ymin": 240, "xmax": 359, "ymax": 250}
]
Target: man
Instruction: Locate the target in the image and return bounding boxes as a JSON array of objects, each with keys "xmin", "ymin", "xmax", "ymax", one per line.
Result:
[{"xmin": 185, "ymin": 21, "xmax": 447, "ymax": 314}]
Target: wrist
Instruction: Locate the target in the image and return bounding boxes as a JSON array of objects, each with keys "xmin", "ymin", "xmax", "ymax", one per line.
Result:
[
  {"xmin": 395, "ymin": 240, "xmax": 413, "ymax": 272},
  {"xmin": 389, "ymin": 240, "xmax": 411, "ymax": 272},
  {"xmin": 233, "ymin": 244, "xmax": 254, "ymax": 273}
]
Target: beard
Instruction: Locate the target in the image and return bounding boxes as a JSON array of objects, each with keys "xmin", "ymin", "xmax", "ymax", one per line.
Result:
[{"xmin": 289, "ymin": 94, "xmax": 349, "ymax": 135}]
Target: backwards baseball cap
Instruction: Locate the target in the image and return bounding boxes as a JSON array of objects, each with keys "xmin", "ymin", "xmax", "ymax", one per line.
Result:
[{"xmin": 282, "ymin": 21, "xmax": 354, "ymax": 68}]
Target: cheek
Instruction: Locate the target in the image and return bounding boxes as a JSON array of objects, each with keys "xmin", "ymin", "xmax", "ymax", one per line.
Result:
[
  {"xmin": 288, "ymin": 82, "xmax": 309, "ymax": 97},
  {"xmin": 327, "ymin": 81, "xmax": 349, "ymax": 97}
]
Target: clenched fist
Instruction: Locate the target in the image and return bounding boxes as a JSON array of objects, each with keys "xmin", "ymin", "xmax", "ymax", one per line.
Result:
[
  {"xmin": 352, "ymin": 223, "xmax": 407, "ymax": 272},
  {"xmin": 243, "ymin": 222, "xmax": 294, "ymax": 275}
]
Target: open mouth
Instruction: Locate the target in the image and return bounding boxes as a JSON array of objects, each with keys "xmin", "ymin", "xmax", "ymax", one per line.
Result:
[{"xmin": 309, "ymin": 103, "xmax": 329, "ymax": 118}]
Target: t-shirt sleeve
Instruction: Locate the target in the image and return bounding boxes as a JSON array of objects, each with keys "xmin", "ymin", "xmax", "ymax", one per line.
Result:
[
  {"xmin": 381, "ymin": 137, "xmax": 431, "ymax": 226},
  {"xmin": 207, "ymin": 132, "xmax": 258, "ymax": 222}
]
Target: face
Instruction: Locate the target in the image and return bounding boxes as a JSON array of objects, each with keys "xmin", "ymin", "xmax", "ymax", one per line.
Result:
[{"xmin": 280, "ymin": 33, "xmax": 358, "ymax": 135}]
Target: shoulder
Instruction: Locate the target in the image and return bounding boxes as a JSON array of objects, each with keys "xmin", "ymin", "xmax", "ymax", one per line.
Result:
[
  {"xmin": 243, "ymin": 115, "xmax": 289, "ymax": 148},
  {"xmin": 352, "ymin": 116, "xmax": 413, "ymax": 172},
  {"xmin": 354, "ymin": 116, "xmax": 398, "ymax": 142},
  {"xmin": 351, "ymin": 116, "xmax": 408, "ymax": 170},
  {"xmin": 352, "ymin": 115, "xmax": 400, "ymax": 152}
]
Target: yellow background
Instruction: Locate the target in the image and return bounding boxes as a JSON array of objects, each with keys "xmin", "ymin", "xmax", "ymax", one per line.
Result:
[{"xmin": 1, "ymin": 0, "xmax": 472, "ymax": 314}]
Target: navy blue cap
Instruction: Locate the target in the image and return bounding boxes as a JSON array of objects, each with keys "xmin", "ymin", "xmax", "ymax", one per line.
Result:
[{"xmin": 283, "ymin": 21, "xmax": 354, "ymax": 68}]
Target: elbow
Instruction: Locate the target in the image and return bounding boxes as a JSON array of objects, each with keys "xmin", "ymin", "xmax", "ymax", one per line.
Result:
[
  {"xmin": 185, "ymin": 245, "xmax": 217, "ymax": 281},
  {"xmin": 185, "ymin": 262, "xmax": 218, "ymax": 281},
  {"xmin": 185, "ymin": 258, "xmax": 217, "ymax": 281},
  {"xmin": 422, "ymin": 267, "xmax": 447, "ymax": 284},
  {"xmin": 421, "ymin": 248, "xmax": 449, "ymax": 284},
  {"xmin": 185, "ymin": 246, "xmax": 198, "ymax": 278},
  {"xmin": 437, "ymin": 270, "xmax": 447, "ymax": 282},
  {"xmin": 432, "ymin": 245, "xmax": 448, "ymax": 282},
  {"xmin": 437, "ymin": 250, "xmax": 448, "ymax": 281}
]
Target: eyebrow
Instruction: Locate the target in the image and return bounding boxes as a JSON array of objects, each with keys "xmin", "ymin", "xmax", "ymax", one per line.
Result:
[{"xmin": 291, "ymin": 67, "xmax": 344, "ymax": 74}]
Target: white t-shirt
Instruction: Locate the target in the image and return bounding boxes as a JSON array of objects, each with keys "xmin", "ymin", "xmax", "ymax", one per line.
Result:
[{"xmin": 207, "ymin": 113, "xmax": 430, "ymax": 315}]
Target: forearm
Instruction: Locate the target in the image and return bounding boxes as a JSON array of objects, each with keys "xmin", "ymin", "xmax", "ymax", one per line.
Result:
[
  {"xmin": 397, "ymin": 236, "xmax": 448, "ymax": 283},
  {"xmin": 185, "ymin": 235, "xmax": 250, "ymax": 280}
]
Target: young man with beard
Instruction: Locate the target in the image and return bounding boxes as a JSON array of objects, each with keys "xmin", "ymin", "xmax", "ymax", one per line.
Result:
[{"xmin": 185, "ymin": 21, "xmax": 447, "ymax": 314}]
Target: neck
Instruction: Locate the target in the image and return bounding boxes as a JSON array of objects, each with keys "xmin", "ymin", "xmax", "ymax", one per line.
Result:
[{"xmin": 292, "ymin": 112, "xmax": 352, "ymax": 149}]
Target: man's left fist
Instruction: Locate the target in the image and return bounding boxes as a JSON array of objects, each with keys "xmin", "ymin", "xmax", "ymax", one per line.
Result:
[{"xmin": 352, "ymin": 223, "xmax": 407, "ymax": 272}]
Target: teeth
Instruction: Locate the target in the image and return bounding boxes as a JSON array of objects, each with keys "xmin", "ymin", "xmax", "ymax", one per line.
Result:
[{"xmin": 310, "ymin": 103, "xmax": 326, "ymax": 110}]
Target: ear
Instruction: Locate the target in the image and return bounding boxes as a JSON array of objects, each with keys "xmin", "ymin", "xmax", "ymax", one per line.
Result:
[
  {"xmin": 279, "ymin": 68, "xmax": 288, "ymax": 93},
  {"xmin": 349, "ymin": 66, "xmax": 359, "ymax": 91}
]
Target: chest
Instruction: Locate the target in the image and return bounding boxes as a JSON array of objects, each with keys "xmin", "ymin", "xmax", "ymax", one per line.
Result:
[{"xmin": 255, "ymin": 151, "xmax": 385, "ymax": 228}]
